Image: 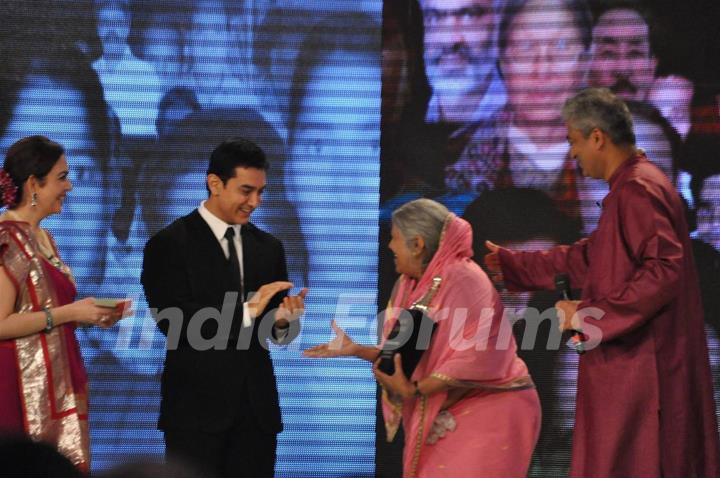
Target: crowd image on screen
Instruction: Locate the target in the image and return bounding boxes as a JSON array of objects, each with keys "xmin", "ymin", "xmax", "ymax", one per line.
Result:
[
  {"xmin": 0, "ymin": 51, "xmax": 113, "ymax": 294},
  {"xmin": 697, "ymin": 174, "xmax": 720, "ymax": 252},
  {"xmin": 1, "ymin": 1, "xmax": 382, "ymax": 474},
  {"xmin": 588, "ymin": 3, "xmax": 657, "ymax": 102},
  {"xmin": 379, "ymin": 0, "xmax": 506, "ymax": 208},
  {"xmin": 382, "ymin": 0, "xmax": 720, "ymax": 248},
  {"xmin": 0, "ymin": 0, "xmax": 718, "ymax": 475},
  {"xmin": 649, "ymin": 74, "xmax": 694, "ymax": 139},
  {"xmin": 93, "ymin": 0, "xmax": 162, "ymax": 136},
  {"xmin": 127, "ymin": 0, "xmax": 187, "ymax": 90},
  {"xmin": 432, "ymin": 0, "xmax": 590, "ymax": 233},
  {"xmin": 379, "ymin": 0, "xmax": 720, "ymax": 476},
  {"xmin": 420, "ymin": 0, "xmax": 506, "ymax": 126},
  {"xmin": 287, "ymin": 12, "xmax": 381, "ymax": 288}
]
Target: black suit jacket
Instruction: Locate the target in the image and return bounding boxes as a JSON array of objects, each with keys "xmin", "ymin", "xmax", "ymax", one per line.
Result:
[{"xmin": 141, "ymin": 210, "xmax": 296, "ymax": 434}]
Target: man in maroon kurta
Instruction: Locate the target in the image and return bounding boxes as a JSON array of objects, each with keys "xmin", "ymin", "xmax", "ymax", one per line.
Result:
[{"xmin": 485, "ymin": 88, "xmax": 720, "ymax": 477}]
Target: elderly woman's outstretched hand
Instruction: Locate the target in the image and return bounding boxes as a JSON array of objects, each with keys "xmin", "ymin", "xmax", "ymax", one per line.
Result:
[{"xmin": 303, "ymin": 320, "xmax": 359, "ymax": 358}]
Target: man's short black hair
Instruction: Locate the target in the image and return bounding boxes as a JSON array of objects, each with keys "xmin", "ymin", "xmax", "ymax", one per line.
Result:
[{"xmin": 207, "ymin": 137, "xmax": 268, "ymax": 186}]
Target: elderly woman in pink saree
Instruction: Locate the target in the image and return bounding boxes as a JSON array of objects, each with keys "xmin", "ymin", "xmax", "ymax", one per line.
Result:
[{"xmin": 306, "ymin": 198, "xmax": 541, "ymax": 477}]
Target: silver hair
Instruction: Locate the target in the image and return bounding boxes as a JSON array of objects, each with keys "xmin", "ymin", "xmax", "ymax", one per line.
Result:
[
  {"xmin": 392, "ymin": 198, "xmax": 450, "ymax": 266},
  {"xmin": 561, "ymin": 87, "xmax": 636, "ymax": 146}
]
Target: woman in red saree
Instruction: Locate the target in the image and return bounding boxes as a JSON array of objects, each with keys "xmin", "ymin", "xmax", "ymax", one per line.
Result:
[
  {"xmin": 0, "ymin": 136, "xmax": 125, "ymax": 472},
  {"xmin": 306, "ymin": 198, "xmax": 541, "ymax": 477}
]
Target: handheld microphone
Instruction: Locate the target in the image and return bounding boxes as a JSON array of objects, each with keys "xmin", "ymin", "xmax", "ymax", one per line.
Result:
[{"xmin": 554, "ymin": 274, "xmax": 585, "ymax": 355}]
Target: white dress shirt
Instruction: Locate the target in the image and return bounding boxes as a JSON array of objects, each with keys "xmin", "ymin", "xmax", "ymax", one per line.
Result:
[
  {"xmin": 198, "ymin": 201, "xmax": 251, "ymax": 327},
  {"xmin": 197, "ymin": 201, "xmax": 287, "ymax": 339}
]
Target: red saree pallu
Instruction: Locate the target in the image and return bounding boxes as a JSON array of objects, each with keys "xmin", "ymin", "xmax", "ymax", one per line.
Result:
[{"xmin": 0, "ymin": 220, "xmax": 90, "ymax": 472}]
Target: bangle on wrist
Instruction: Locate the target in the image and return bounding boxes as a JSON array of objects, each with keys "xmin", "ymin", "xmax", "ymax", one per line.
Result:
[{"xmin": 43, "ymin": 307, "xmax": 54, "ymax": 332}]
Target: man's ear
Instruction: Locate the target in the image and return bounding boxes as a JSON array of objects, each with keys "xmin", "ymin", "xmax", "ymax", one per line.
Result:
[
  {"xmin": 207, "ymin": 173, "xmax": 223, "ymax": 196},
  {"xmin": 591, "ymin": 128, "xmax": 605, "ymax": 150}
]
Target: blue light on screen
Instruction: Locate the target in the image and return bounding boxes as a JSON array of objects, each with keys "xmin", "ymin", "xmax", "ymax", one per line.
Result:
[{"xmin": 0, "ymin": 1, "xmax": 382, "ymax": 476}]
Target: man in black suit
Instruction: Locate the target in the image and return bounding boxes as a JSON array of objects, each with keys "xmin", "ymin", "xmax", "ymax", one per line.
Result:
[{"xmin": 141, "ymin": 137, "xmax": 307, "ymax": 478}]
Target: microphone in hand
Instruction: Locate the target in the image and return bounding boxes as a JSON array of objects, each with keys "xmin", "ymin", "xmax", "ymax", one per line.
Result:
[{"xmin": 555, "ymin": 274, "xmax": 586, "ymax": 355}]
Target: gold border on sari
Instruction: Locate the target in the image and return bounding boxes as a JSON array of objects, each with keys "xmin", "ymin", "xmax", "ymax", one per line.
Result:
[
  {"xmin": 429, "ymin": 372, "xmax": 535, "ymax": 392},
  {"xmin": 1, "ymin": 221, "xmax": 90, "ymax": 470}
]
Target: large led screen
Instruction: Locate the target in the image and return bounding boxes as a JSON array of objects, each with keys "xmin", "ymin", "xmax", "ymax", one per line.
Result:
[
  {"xmin": 2, "ymin": 0, "xmax": 720, "ymax": 476},
  {"xmin": 0, "ymin": 1, "xmax": 381, "ymax": 476},
  {"xmin": 379, "ymin": 0, "xmax": 720, "ymax": 476}
]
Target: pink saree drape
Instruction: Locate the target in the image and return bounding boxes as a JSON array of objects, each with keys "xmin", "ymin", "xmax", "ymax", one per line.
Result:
[{"xmin": 381, "ymin": 215, "xmax": 541, "ymax": 478}]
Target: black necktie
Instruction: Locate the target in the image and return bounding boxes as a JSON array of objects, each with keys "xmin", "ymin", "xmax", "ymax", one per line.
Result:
[{"xmin": 224, "ymin": 226, "xmax": 242, "ymax": 297}]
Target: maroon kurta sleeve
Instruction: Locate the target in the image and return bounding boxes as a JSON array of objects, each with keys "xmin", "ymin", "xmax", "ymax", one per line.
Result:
[
  {"xmin": 498, "ymin": 238, "xmax": 591, "ymax": 292},
  {"xmin": 579, "ymin": 181, "xmax": 683, "ymax": 342}
]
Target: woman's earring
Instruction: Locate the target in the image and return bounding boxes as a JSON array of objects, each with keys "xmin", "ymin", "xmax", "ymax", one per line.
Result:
[{"xmin": 31, "ymin": 192, "xmax": 38, "ymax": 207}]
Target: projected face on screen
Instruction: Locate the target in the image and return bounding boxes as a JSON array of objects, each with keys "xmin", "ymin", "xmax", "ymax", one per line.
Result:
[
  {"xmin": 0, "ymin": 75, "xmax": 107, "ymax": 286},
  {"xmin": 134, "ymin": 12, "xmax": 184, "ymax": 88},
  {"xmin": 632, "ymin": 115, "xmax": 675, "ymax": 183},
  {"xmin": 96, "ymin": 0, "xmax": 131, "ymax": 62},
  {"xmin": 289, "ymin": 51, "xmax": 380, "ymax": 288},
  {"xmin": 501, "ymin": 0, "xmax": 587, "ymax": 127},
  {"xmin": 589, "ymin": 8, "xmax": 657, "ymax": 102},
  {"xmin": 698, "ymin": 175, "xmax": 720, "ymax": 251},
  {"xmin": 649, "ymin": 75, "xmax": 694, "ymax": 139},
  {"xmin": 421, "ymin": 0, "xmax": 498, "ymax": 123},
  {"xmin": 187, "ymin": 0, "xmax": 232, "ymax": 95},
  {"xmin": 289, "ymin": 50, "xmax": 381, "ymax": 209}
]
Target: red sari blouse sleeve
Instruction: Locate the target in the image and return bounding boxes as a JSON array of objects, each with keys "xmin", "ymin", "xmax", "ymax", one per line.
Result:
[{"xmin": 0, "ymin": 223, "xmax": 31, "ymax": 292}]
